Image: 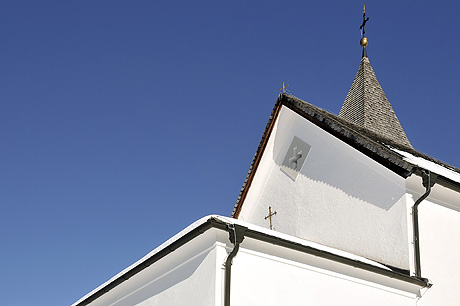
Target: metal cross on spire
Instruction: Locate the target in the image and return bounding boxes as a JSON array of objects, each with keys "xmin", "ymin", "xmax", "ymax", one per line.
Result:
[
  {"xmin": 359, "ymin": 5, "xmax": 370, "ymax": 58},
  {"xmin": 360, "ymin": 4, "xmax": 369, "ymax": 37}
]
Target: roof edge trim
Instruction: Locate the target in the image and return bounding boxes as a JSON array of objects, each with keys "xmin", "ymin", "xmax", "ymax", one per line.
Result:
[
  {"xmin": 231, "ymin": 96, "xmax": 283, "ymax": 218},
  {"xmin": 73, "ymin": 215, "xmax": 429, "ymax": 305}
]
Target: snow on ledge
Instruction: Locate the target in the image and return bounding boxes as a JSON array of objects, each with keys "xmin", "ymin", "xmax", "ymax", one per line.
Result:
[{"xmin": 390, "ymin": 148, "xmax": 460, "ymax": 184}]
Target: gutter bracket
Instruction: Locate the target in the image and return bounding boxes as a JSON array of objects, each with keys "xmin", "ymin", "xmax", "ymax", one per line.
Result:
[
  {"xmin": 229, "ymin": 224, "xmax": 247, "ymax": 245},
  {"xmin": 422, "ymin": 170, "xmax": 436, "ymax": 189}
]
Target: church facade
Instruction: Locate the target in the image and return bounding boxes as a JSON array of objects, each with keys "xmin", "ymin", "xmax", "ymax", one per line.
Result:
[{"xmin": 73, "ymin": 24, "xmax": 460, "ymax": 306}]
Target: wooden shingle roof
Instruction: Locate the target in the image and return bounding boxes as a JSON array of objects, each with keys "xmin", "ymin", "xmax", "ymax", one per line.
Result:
[{"xmin": 339, "ymin": 57, "xmax": 413, "ymax": 149}]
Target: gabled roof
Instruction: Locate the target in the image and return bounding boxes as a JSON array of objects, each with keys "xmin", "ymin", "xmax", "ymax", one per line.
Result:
[
  {"xmin": 231, "ymin": 93, "xmax": 460, "ymax": 218},
  {"xmin": 339, "ymin": 57, "xmax": 413, "ymax": 149}
]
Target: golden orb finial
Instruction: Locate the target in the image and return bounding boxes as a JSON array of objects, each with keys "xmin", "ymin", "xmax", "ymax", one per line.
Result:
[{"xmin": 360, "ymin": 37, "xmax": 368, "ymax": 47}]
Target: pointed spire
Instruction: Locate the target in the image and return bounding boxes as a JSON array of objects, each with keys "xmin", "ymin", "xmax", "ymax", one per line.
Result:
[
  {"xmin": 338, "ymin": 6, "xmax": 412, "ymax": 149},
  {"xmin": 339, "ymin": 57, "xmax": 413, "ymax": 149}
]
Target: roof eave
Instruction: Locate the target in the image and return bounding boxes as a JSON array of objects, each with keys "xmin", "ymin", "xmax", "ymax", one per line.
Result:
[
  {"xmin": 412, "ymin": 167, "xmax": 460, "ymax": 194},
  {"xmin": 73, "ymin": 215, "xmax": 430, "ymax": 305}
]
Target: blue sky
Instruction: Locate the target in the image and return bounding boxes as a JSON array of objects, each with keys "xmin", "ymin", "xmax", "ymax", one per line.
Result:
[{"xmin": 1, "ymin": 1, "xmax": 459, "ymax": 305}]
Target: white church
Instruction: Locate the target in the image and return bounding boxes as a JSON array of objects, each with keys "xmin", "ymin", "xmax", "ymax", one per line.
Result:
[{"xmin": 73, "ymin": 13, "xmax": 460, "ymax": 306}]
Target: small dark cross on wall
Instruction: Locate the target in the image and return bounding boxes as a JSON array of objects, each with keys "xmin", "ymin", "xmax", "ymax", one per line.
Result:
[
  {"xmin": 360, "ymin": 4, "xmax": 369, "ymax": 36},
  {"xmin": 264, "ymin": 206, "xmax": 277, "ymax": 230}
]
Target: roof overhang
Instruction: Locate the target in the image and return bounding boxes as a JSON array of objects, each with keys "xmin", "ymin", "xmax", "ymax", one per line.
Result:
[{"xmin": 73, "ymin": 215, "xmax": 430, "ymax": 305}]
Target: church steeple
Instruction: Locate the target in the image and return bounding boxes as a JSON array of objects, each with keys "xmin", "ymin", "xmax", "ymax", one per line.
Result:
[{"xmin": 338, "ymin": 7, "xmax": 413, "ymax": 149}]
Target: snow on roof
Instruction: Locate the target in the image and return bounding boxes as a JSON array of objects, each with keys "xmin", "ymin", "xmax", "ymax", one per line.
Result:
[
  {"xmin": 73, "ymin": 215, "xmax": 392, "ymax": 306},
  {"xmin": 71, "ymin": 216, "xmax": 211, "ymax": 306},
  {"xmin": 391, "ymin": 147, "xmax": 460, "ymax": 184}
]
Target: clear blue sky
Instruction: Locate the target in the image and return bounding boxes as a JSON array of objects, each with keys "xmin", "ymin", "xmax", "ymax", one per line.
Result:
[{"xmin": 1, "ymin": 1, "xmax": 459, "ymax": 305}]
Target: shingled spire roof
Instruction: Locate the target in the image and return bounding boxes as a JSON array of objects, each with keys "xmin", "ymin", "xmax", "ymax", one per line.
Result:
[{"xmin": 338, "ymin": 56, "xmax": 413, "ymax": 149}]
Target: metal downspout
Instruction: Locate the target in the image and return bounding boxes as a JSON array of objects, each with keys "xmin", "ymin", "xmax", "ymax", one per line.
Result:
[
  {"xmin": 224, "ymin": 224, "xmax": 247, "ymax": 306},
  {"xmin": 412, "ymin": 170, "xmax": 435, "ymax": 277}
]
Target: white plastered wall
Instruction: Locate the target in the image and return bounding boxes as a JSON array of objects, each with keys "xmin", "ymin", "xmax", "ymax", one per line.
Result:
[
  {"xmin": 231, "ymin": 237, "xmax": 418, "ymax": 306},
  {"xmin": 238, "ymin": 105, "xmax": 410, "ymax": 269},
  {"xmin": 406, "ymin": 175, "xmax": 460, "ymax": 306},
  {"xmin": 83, "ymin": 229, "xmax": 225, "ymax": 306}
]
